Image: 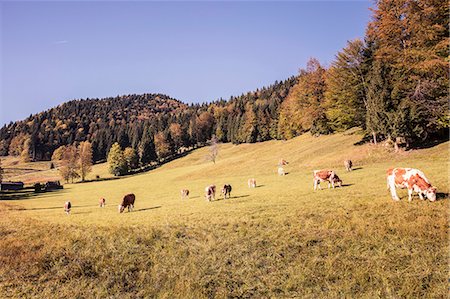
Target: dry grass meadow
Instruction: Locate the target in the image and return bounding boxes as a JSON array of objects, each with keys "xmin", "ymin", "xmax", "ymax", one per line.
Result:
[{"xmin": 0, "ymin": 131, "xmax": 448, "ymax": 298}]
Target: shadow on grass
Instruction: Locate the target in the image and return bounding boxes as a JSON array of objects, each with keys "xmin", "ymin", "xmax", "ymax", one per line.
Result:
[
  {"xmin": 256, "ymin": 185, "xmax": 265, "ymax": 188},
  {"xmin": 133, "ymin": 206, "xmax": 162, "ymax": 213},
  {"xmin": 340, "ymin": 184, "xmax": 354, "ymax": 188},
  {"xmin": 351, "ymin": 167, "xmax": 363, "ymax": 171},
  {"xmin": 436, "ymin": 192, "xmax": 448, "ymax": 200},
  {"xmin": 0, "ymin": 188, "xmax": 66, "ymax": 201},
  {"xmin": 188, "ymin": 196, "xmax": 200, "ymax": 199},
  {"xmin": 24, "ymin": 204, "xmax": 100, "ymax": 211}
]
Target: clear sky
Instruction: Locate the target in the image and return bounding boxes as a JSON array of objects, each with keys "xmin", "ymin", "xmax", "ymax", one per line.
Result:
[{"xmin": 0, "ymin": 1, "xmax": 372, "ymax": 126}]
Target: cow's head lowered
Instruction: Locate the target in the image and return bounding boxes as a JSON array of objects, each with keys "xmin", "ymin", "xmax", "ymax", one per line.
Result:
[
  {"xmin": 426, "ymin": 187, "xmax": 437, "ymax": 201},
  {"xmin": 118, "ymin": 205, "xmax": 125, "ymax": 213}
]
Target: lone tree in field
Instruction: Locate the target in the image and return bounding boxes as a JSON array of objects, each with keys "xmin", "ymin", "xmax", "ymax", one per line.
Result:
[
  {"xmin": 78, "ymin": 141, "xmax": 93, "ymax": 181},
  {"xmin": 107, "ymin": 142, "xmax": 127, "ymax": 176},
  {"xmin": 209, "ymin": 135, "xmax": 219, "ymax": 164},
  {"xmin": 59, "ymin": 145, "xmax": 79, "ymax": 183}
]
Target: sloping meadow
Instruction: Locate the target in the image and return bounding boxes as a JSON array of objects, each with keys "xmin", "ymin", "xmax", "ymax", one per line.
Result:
[{"xmin": 0, "ymin": 132, "xmax": 448, "ymax": 298}]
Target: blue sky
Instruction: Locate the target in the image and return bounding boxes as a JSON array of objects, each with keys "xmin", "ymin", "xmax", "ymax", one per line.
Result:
[{"xmin": 0, "ymin": 1, "xmax": 372, "ymax": 126}]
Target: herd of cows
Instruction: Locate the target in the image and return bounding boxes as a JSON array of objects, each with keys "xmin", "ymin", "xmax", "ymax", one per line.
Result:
[{"xmin": 62, "ymin": 158, "xmax": 439, "ymax": 215}]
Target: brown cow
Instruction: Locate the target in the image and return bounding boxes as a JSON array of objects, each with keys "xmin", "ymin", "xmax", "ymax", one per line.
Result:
[
  {"xmin": 313, "ymin": 170, "xmax": 342, "ymax": 190},
  {"xmin": 64, "ymin": 201, "xmax": 71, "ymax": 215},
  {"xmin": 205, "ymin": 185, "xmax": 216, "ymax": 201},
  {"xmin": 181, "ymin": 189, "xmax": 190, "ymax": 200},
  {"xmin": 344, "ymin": 160, "xmax": 353, "ymax": 172},
  {"xmin": 387, "ymin": 168, "xmax": 436, "ymax": 202},
  {"xmin": 118, "ymin": 193, "xmax": 136, "ymax": 213},
  {"xmin": 248, "ymin": 178, "xmax": 256, "ymax": 188},
  {"xmin": 221, "ymin": 184, "xmax": 232, "ymax": 199},
  {"xmin": 99, "ymin": 198, "xmax": 106, "ymax": 208}
]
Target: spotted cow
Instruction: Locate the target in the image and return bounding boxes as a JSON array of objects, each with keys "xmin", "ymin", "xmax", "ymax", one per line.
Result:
[
  {"xmin": 248, "ymin": 178, "xmax": 256, "ymax": 188},
  {"xmin": 221, "ymin": 184, "xmax": 232, "ymax": 199},
  {"xmin": 64, "ymin": 201, "xmax": 71, "ymax": 215},
  {"xmin": 387, "ymin": 168, "xmax": 436, "ymax": 202},
  {"xmin": 205, "ymin": 185, "xmax": 216, "ymax": 202},
  {"xmin": 313, "ymin": 170, "xmax": 342, "ymax": 190},
  {"xmin": 181, "ymin": 189, "xmax": 190, "ymax": 200}
]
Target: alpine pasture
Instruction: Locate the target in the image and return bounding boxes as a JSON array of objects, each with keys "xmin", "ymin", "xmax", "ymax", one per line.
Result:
[{"xmin": 0, "ymin": 132, "xmax": 448, "ymax": 298}]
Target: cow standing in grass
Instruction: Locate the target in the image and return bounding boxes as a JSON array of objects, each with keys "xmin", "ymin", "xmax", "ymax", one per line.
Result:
[
  {"xmin": 118, "ymin": 194, "xmax": 136, "ymax": 213},
  {"xmin": 181, "ymin": 189, "xmax": 189, "ymax": 200},
  {"xmin": 205, "ymin": 185, "xmax": 216, "ymax": 202},
  {"xmin": 313, "ymin": 170, "xmax": 342, "ymax": 190},
  {"xmin": 99, "ymin": 198, "xmax": 106, "ymax": 207},
  {"xmin": 344, "ymin": 160, "xmax": 353, "ymax": 172},
  {"xmin": 387, "ymin": 168, "xmax": 437, "ymax": 202},
  {"xmin": 64, "ymin": 201, "xmax": 71, "ymax": 215},
  {"xmin": 248, "ymin": 178, "xmax": 256, "ymax": 188},
  {"xmin": 221, "ymin": 184, "xmax": 232, "ymax": 199},
  {"xmin": 278, "ymin": 159, "xmax": 288, "ymax": 176}
]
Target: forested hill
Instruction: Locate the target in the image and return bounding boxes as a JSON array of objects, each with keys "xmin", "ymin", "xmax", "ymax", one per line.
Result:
[
  {"xmin": 0, "ymin": 77, "xmax": 297, "ymax": 162},
  {"xmin": 1, "ymin": 0, "xmax": 448, "ymax": 165}
]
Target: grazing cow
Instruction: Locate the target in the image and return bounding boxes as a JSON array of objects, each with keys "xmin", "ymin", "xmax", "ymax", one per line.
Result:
[
  {"xmin": 205, "ymin": 185, "xmax": 216, "ymax": 202},
  {"xmin": 99, "ymin": 198, "xmax": 106, "ymax": 208},
  {"xmin": 278, "ymin": 167, "xmax": 285, "ymax": 176},
  {"xmin": 387, "ymin": 168, "xmax": 437, "ymax": 202},
  {"xmin": 64, "ymin": 201, "xmax": 71, "ymax": 215},
  {"xmin": 313, "ymin": 170, "xmax": 342, "ymax": 190},
  {"xmin": 118, "ymin": 193, "xmax": 136, "ymax": 213},
  {"xmin": 248, "ymin": 178, "xmax": 256, "ymax": 188},
  {"xmin": 344, "ymin": 160, "xmax": 353, "ymax": 172},
  {"xmin": 278, "ymin": 158, "xmax": 289, "ymax": 166},
  {"xmin": 181, "ymin": 189, "xmax": 190, "ymax": 200},
  {"xmin": 221, "ymin": 184, "xmax": 232, "ymax": 199}
]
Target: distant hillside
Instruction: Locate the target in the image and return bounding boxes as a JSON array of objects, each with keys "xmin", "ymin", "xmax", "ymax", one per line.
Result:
[{"xmin": 0, "ymin": 77, "xmax": 297, "ymax": 162}]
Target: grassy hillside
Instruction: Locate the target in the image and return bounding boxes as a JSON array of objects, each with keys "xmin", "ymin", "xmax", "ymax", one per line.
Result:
[
  {"xmin": 1, "ymin": 156, "xmax": 113, "ymax": 184},
  {"xmin": 0, "ymin": 131, "xmax": 448, "ymax": 298}
]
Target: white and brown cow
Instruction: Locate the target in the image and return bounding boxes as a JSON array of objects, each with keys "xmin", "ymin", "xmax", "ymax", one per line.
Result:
[
  {"xmin": 344, "ymin": 160, "xmax": 353, "ymax": 172},
  {"xmin": 248, "ymin": 178, "xmax": 256, "ymax": 188},
  {"xmin": 313, "ymin": 170, "xmax": 342, "ymax": 190},
  {"xmin": 221, "ymin": 184, "xmax": 232, "ymax": 199},
  {"xmin": 181, "ymin": 189, "xmax": 190, "ymax": 200},
  {"xmin": 205, "ymin": 185, "xmax": 216, "ymax": 202},
  {"xmin": 64, "ymin": 201, "xmax": 71, "ymax": 215},
  {"xmin": 387, "ymin": 168, "xmax": 437, "ymax": 202},
  {"xmin": 99, "ymin": 197, "xmax": 106, "ymax": 208},
  {"xmin": 118, "ymin": 193, "xmax": 136, "ymax": 213},
  {"xmin": 278, "ymin": 158, "xmax": 289, "ymax": 166}
]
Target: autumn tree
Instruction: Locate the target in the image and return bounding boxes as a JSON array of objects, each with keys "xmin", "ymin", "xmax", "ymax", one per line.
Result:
[
  {"xmin": 169, "ymin": 123, "xmax": 183, "ymax": 150},
  {"xmin": 59, "ymin": 145, "xmax": 79, "ymax": 183},
  {"xmin": 278, "ymin": 58, "xmax": 329, "ymax": 138},
  {"xmin": 366, "ymin": 0, "xmax": 449, "ymax": 143},
  {"xmin": 124, "ymin": 147, "xmax": 138, "ymax": 172},
  {"xmin": 78, "ymin": 141, "xmax": 93, "ymax": 181},
  {"xmin": 21, "ymin": 137, "xmax": 32, "ymax": 162},
  {"xmin": 154, "ymin": 132, "xmax": 172, "ymax": 161},
  {"xmin": 107, "ymin": 142, "xmax": 127, "ymax": 176},
  {"xmin": 51, "ymin": 145, "xmax": 66, "ymax": 161},
  {"xmin": 208, "ymin": 135, "xmax": 219, "ymax": 164}
]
